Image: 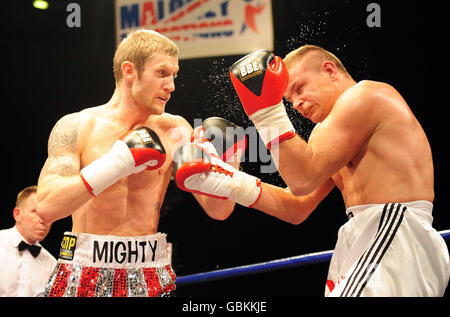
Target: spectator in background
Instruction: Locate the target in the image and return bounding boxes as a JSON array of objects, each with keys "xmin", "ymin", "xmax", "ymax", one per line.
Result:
[{"xmin": 0, "ymin": 186, "xmax": 56, "ymax": 296}]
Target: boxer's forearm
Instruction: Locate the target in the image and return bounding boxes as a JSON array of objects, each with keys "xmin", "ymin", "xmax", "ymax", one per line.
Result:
[
  {"xmin": 252, "ymin": 179, "xmax": 335, "ymax": 224},
  {"xmin": 270, "ymin": 135, "xmax": 321, "ymax": 196},
  {"xmin": 37, "ymin": 174, "xmax": 93, "ymax": 224}
]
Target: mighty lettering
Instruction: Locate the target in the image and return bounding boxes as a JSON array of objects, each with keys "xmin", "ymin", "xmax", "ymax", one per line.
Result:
[{"xmin": 92, "ymin": 239, "xmax": 158, "ymax": 264}]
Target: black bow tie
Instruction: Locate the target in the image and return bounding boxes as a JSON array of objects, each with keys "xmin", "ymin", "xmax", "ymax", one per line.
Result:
[{"xmin": 18, "ymin": 241, "xmax": 41, "ymax": 257}]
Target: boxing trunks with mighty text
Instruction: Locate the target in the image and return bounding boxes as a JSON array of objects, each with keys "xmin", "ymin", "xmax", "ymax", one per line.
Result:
[{"xmin": 44, "ymin": 232, "xmax": 175, "ymax": 297}]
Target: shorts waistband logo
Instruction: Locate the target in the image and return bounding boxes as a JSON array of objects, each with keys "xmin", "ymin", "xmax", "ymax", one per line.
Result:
[{"xmin": 60, "ymin": 234, "xmax": 77, "ymax": 260}]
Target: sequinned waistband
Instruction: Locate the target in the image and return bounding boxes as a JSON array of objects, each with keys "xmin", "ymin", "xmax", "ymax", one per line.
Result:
[{"xmin": 58, "ymin": 232, "xmax": 170, "ymax": 269}]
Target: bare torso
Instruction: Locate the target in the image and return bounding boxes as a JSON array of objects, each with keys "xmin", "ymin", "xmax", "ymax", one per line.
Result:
[
  {"xmin": 328, "ymin": 81, "xmax": 434, "ymax": 207},
  {"xmin": 71, "ymin": 106, "xmax": 190, "ymax": 235}
]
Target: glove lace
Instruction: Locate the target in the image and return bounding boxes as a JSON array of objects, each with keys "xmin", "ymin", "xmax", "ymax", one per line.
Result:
[{"xmin": 211, "ymin": 164, "xmax": 234, "ymax": 177}]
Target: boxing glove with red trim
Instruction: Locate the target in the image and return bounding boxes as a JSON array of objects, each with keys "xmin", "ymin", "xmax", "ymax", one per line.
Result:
[
  {"xmin": 80, "ymin": 127, "xmax": 166, "ymax": 196},
  {"xmin": 173, "ymin": 143, "xmax": 261, "ymax": 207},
  {"xmin": 229, "ymin": 50, "xmax": 295, "ymax": 149}
]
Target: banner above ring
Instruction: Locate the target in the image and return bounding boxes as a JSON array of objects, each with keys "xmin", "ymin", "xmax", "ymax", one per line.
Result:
[{"xmin": 115, "ymin": 0, "xmax": 274, "ymax": 59}]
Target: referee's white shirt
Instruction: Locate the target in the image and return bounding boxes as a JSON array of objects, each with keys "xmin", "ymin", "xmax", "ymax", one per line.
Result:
[{"xmin": 0, "ymin": 226, "xmax": 56, "ymax": 297}]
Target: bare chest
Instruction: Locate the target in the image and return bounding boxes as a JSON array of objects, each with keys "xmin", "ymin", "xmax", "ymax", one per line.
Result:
[
  {"xmin": 79, "ymin": 121, "xmax": 178, "ymax": 178},
  {"xmin": 331, "ymin": 137, "xmax": 369, "ymax": 195},
  {"xmin": 72, "ymin": 118, "xmax": 185, "ymax": 234}
]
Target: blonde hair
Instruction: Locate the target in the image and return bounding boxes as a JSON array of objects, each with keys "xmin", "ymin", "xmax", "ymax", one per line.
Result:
[
  {"xmin": 16, "ymin": 185, "xmax": 37, "ymax": 208},
  {"xmin": 284, "ymin": 44, "xmax": 350, "ymax": 76},
  {"xmin": 113, "ymin": 29, "xmax": 179, "ymax": 84}
]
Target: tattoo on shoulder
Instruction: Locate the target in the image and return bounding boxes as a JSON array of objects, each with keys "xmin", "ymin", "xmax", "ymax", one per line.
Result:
[
  {"xmin": 39, "ymin": 114, "xmax": 81, "ymax": 180},
  {"xmin": 48, "ymin": 114, "xmax": 79, "ymax": 156},
  {"xmin": 40, "ymin": 156, "xmax": 79, "ymax": 178}
]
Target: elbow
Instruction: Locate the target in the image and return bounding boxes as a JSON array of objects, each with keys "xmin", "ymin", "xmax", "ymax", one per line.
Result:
[
  {"xmin": 210, "ymin": 214, "xmax": 230, "ymax": 221},
  {"xmin": 285, "ymin": 213, "xmax": 309, "ymax": 225},
  {"xmin": 36, "ymin": 193, "xmax": 57, "ymax": 224},
  {"xmin": 289, "ymin": 187, "xmax": 306, "ymax": 197},
  {"xmin": 204, "ymin": 202, "xmax": 234, "ymax": 221},
  {"xmin": 284, "ymin": 167, "xmax": 322, "ymax": 196},
  {"xmin": 36, "ymin": 203, "xmax": 54, "ymax": 225},
  {"xmin": 208, "ymin": 211, "xmax": 231, "ymax": 221},
  {"xmin": 209, "ymin": 205, "xmax": 234, "ymax": 221},
  {"xmin": 289, "ymin": 183, "xmax": 315, "ymax": 197},
  {"xmin": 284, "ymin": 202, "xmax": 316, "ymax": 225},
  {"xmin": 287, "ymin": 218, "xmax": 303, "ymax": 226}
]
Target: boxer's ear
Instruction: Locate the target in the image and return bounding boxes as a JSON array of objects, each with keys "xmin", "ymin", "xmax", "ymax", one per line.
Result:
[
  {"xmin": 121, "ymin": 61, "xmax": 136, "ymax": 83},
  {"xmin": 321, "ymin": 61, "xmax": 339, "ymax": 80}
]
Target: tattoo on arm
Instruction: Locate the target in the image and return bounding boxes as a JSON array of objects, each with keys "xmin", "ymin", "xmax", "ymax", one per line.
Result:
[
  {"xmin": 40, "ymin": 156, "xmax": 79, "ymax": 178},
  {"xmin": 47, "ymin": 114, "xmax": 79, "ymax": 156},
  {"xmin": 39, "ymin": 114, "xmax": 81, "ymax": 180}
]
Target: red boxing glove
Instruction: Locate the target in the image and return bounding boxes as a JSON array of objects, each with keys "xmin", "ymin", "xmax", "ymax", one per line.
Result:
[
  {"xmin": 229, "ymin": 50, "xmax": 296, "ymax": 149},
  {"xmin": 173, "ymin": 143, "xmax": 261, "ymax": 207}
]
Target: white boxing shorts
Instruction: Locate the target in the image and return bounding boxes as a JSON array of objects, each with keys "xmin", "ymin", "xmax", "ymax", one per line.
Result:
[
  {"xmin": 326, "ymin": 201, "xmax": 449, "ymax": 297},
  {"xmin": 44, "ymin": 232, "xmax": 176, "ymax": 297}
]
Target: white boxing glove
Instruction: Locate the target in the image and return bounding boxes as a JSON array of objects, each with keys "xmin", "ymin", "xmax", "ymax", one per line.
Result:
[{"xmin": 173, "ymin": 142, "xmax": 261, "ymax": 207}]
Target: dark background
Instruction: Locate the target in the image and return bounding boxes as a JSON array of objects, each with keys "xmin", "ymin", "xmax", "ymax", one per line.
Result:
[{"xmin": 2, "ymin": 0, "xmax": 449, "ymax": 297}]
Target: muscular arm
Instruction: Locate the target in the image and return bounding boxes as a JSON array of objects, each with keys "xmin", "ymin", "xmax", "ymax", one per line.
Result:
[
  {"xmin": 253, "ymin": 178, "xmax": 335, "ymax": 224},
  {"xmin": 192, "ymin": 153, "xmax": 334, "ymax": 223},
  {"xmin": 274, "ymin": 87, "xmax": 380, "ymax": 196},
  {"xmin": 190, "ymin": 139, "xmax": 334, "ymax": 223},
  {"xmin": 37, "ymin": 114, "xmax": 92, "ymax": 223}
]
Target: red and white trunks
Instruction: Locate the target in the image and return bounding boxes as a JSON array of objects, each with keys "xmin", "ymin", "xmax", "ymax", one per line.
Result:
[{"xmin": 44, "ymin": 232, "xmax": 176, "ymax": 297}]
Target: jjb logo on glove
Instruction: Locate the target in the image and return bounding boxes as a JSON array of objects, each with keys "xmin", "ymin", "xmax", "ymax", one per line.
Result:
[{"xmin": 239, "ymin": 61, "xmax": 262, "ymax": 81}]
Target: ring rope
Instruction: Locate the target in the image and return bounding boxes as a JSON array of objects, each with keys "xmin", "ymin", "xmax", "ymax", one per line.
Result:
[{"xmin": 176, "ymin": 229, "xmax": 450, "ymax": 286}]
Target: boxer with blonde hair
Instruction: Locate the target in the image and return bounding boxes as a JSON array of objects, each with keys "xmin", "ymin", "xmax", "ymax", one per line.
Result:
[
  {"xmin": 37, "ymin": 30, "xmax": 240, "ymax": 297},
  {"xmin": 177, "ymin": 45, "xmax": 449, "ymax": 296}
]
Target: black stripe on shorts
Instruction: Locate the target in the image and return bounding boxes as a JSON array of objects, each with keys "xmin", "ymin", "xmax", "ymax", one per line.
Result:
[{"xmin": 340, "ymin": 203, "xmax": 406, "ymax": 297}]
